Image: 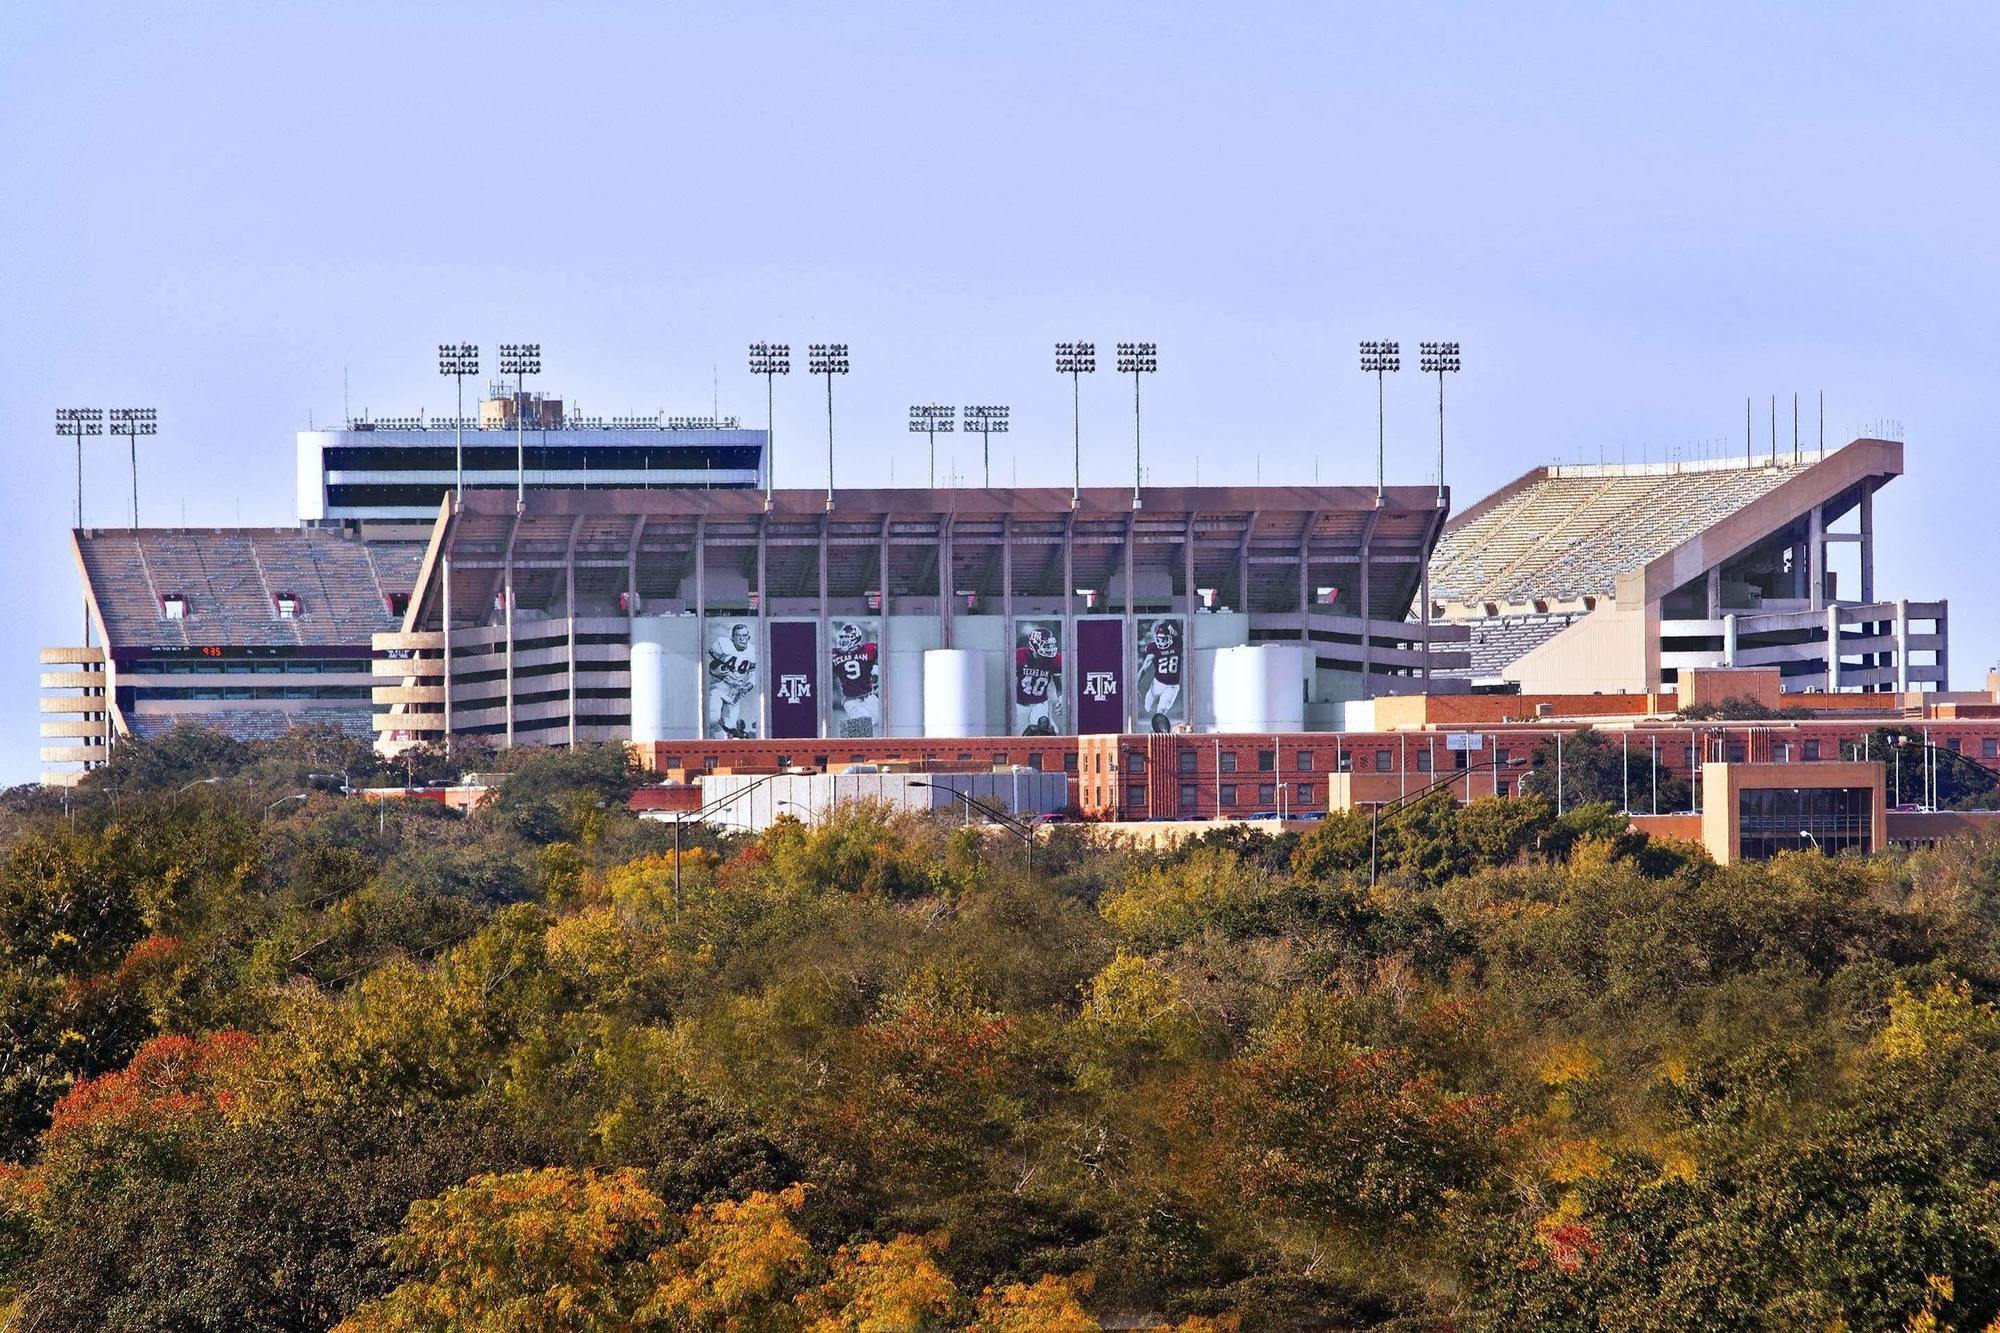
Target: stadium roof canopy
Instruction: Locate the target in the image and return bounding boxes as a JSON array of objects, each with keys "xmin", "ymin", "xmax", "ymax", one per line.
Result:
[
  {"xmin": 73, "ymin": 527, "xmax": 418, "ymax": 650},
  {"xmin": 1429, "ymin": 439, "xmax": 1902, "ymax": 615},
  {"xmin": 402, "ymin": 484, "xmax": 1451, "ymax": 631}
]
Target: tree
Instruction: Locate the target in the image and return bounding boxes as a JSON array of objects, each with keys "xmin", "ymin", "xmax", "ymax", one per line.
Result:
[{"xmin": 1519, "ymin": 727, "xmax": 1690, "ymax": 813}]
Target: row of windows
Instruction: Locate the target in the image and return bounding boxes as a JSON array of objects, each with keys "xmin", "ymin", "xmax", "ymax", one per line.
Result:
[
  {"xmin": 126, "ymin": 659, "xmax": 369, "ymax": 676},
  {"xmin": 324, "ymin": 444, "xmax": 763, "ymax": 471},
  {"xmin": 131, "ymin": 686, "xmax": 372, "ymax": 701}
]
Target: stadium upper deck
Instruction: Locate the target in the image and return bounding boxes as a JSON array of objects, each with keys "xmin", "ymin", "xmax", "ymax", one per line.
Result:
[
  {"xmin": 1427, "ymin": 439, "xmax": 1947, "ymax": 695},
  {"xmin": 39, "ymin": 527, "xmax": 421, "ymax": 783}
]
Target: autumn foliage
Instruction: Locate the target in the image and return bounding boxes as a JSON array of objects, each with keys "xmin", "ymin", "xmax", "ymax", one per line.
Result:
[{"xmin": 8, "ymin": 735, "xmax": 2000, "ymax": 1327}]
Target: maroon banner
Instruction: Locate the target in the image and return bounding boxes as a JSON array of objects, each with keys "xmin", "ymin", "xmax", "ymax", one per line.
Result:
[
  {"xmin": 1076, "ymin": 617, "xmax": 1126, "ymax": 735},
  {"xmin": 768, "ymin": 621, "xmax": 818, "ymax": 739}
]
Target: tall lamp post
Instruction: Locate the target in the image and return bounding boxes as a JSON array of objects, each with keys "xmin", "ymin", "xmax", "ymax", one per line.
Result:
[
  {"xmin": 1359, "ymin": 339, "xmax": 1400, "ymax": 501},
  {"xmin": 1418, "ymin": 342, "xmax": 1459, "ymax": 507},
  {"xmin": 55, "ymin": 408, "xmax": 103, "ymax": 644},
  {"xmin": 497, "ymin": 343, "xmax": 541, "ymax": 513},
  {"xmin": 807, "ymin": 343, "xmax": 848, "ymax": 510},
  {"xmin": 1055, "ymin": 340, "xmax": 1095, "ymax": 507},
  {"xmin": 748, "ymin": 342, "xmax": 790, "ymax": 507},
  {"xmin": 908, "ymin": 404, "xmax": 954, "ymax": 488},
  {"xmin": 1115, "ymin": 341, "xmax": 1157, "ymax": 509},
  {"xmin": 437, "ymin": 343, "xmax": 479, "ymax": 506},
  {"xmin": 108, "ymin": 408, "xmax": 156, "ymax": 527},
  {"xmin": 963, "ymin": 405, "xmax": 1009, "ymax": 488}
]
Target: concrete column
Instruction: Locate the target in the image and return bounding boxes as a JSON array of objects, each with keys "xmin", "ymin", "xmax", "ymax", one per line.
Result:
[
  {"xmin": 1895, "ymin": 599, "xmax": 1910, "ymax": 693},
  {"xmin": 441, "ymin": 553, "xmax": 454, "ymax": 756},
  {"xmin": 693, "ymin": 517, "xmax": 707, "ymax": 738},
  {"xmin": 1808, "ymin": 504, "xmax": 1825, "ymax": 610},
  {"xmin": 1859, "ymin": 485, "xmax": 1876, "ymax": 603},
  {"xmin": 1723, "ymin": 612, "xmax": 1738, "ymax": 667},
  {"xmin": 566, "ymin": 558, "xmax": 577, "ymax": 748},
  {"xmin": 503, "ymin": 555, "xmax": 515, "ymax": 747},
  {"xmin": 1826, "ymin": 605, "xmax": 1841, "ymax": 692},
  {"xmin": 1706, "ymin": 566, "xmax": 1722, "ymax": 618}
]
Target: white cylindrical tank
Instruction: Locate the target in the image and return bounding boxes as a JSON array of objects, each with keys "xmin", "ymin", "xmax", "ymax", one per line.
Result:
[
  {"xmin": 923, "ymin": 648, "xmax": 986, "ymax": 737},
  {"xmin": 629, "ymin": 641, "xmax": 666, "ymax": 743},
  {"xmin": 1212, "ymin": 643, "xmax": 1307, "ymax": 732}
]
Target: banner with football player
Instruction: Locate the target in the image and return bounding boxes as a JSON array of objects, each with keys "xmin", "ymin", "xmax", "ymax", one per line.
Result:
[
  {"xmin": 1075, "ymin": 617, "xmax": 1126, "ymax": 735},
  {"xmin": 828, "ymin": 617, "xmax": 882, "ymax": 737},
  {"xmin": 1136, "ymin": 615, "xmax": 1187, "ymax": 732},
  {"xmin": 1011, "ymin": 617, "xmax": 1065, "ymax": 736},
  {"xmin": 768, "ymin": 621, "xmax": 818, "ymax": 739},
  {"xmin": 703, "ymin": 616, "xmax": 762, "ymax": 739}
]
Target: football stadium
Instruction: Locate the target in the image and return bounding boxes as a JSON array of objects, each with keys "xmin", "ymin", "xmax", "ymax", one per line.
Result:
[{"xmin": 35, "ymin": 370, "xmax": 1985, "ymax": 863}]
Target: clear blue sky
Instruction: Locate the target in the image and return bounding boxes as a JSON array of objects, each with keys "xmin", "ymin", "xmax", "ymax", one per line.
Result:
[{"xmin": 3, "ymin": 1, "xmax": 1994, "ymax": 783}]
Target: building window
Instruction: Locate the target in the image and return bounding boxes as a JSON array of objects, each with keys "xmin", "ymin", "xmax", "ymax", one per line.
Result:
[
  {"xmin": 703, "ymin": 756, "xmax": 718, "ymax": 769},
  {"xmin": 1128, "ymin": 752, "xmax": 1145, "ymax": 775},
  {"xmin": 775, "ymin": 755, "xmax": 791, "ymax": 767},
  {"xmin": 1738, "ymin": 786, "xmax": 1873, "ymax": 860},
  {"xmin": 1803, "ymin": 739, "xmax": 1821, "ymax": 761},
  {"xmin": 813, "ymin": 755, "xmax": 828, "ymax": 768},
  {"xmin": 1220, "ymin": 751, "xmax": 1238, "ymax": 773},
  {"xmin": 1027, "ymin": 753, "xmax": 1044, "ymax": 771},
  {"xmin": 1374, "ymin": 750, "xmax": 1391, "ymax": 772},
  {"xmin": 1295, "ymin": 783, "xmax": 1314, "ymax": 805},
  {"xmin": 1497, "ymin": 779, "xmax": 1511, "ymax": 796},
  {"xmin": 1127, "ymin": 785, "xmax": 1145, "ymax": 808},
  {"xmin": 1416, "ymin": 750, "xmax": 1432, "ymax": 773},
  {"xmin": 1220, "ymin": 783, "xmax": 1237, "ymax": 806},
  {"xmin": 1258, "ymin": 751, "xmax": 1274, "ymax": 772},
  {"xmin": 1728, "ymin": 742, "xmax": 1746, "ymax": 763},
  {"xmin": 1257, "ymin": 784, "xmax": 1276, "ymax": 807},
  {"xmin": 992, "ymin": 752, "xmax": 1007, "ymax": 765},
  {"xmin": 1337, "ymin": 750, "xmax": 1352, "ymax": 772},
  {"xmin": 1297, "ymin": 752, "xmax": 1314, "ymax": 773},
  {"xmin": 1063, "ymin": 752, "xmax": 1078, "ymax": 773},
  {"xmin": 1178, "ymin": 750, "xmax": 1196, "ymax": 774},
  {"xmin": 1984, "ymin": 738, "xmax": 1997, "ymax": 761},
  {"xmin": 1948, "ymin": 737, "xmax": 1963, "ymax": 754},
  {"xmin": 1497, "ymin": 747, "xmax": 1511, "ymax": 767},
  {"xmin": 1179, "ymin": 782, "xmax": 1198, "ymax": 809}
]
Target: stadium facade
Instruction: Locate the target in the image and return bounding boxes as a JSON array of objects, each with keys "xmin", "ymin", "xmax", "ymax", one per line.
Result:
[
  {"xmin": 1428, "ymin": 438, "xmax": 1946, "ymax": 695},
  {"xmin": 369, "ymin": 484, "xmax": 1468, "ymax": 754}
]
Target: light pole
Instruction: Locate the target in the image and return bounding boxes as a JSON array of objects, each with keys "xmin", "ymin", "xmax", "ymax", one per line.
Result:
[
  {"xmin": 55, "ymin": 408, "xmax": 104, "ymax": 644},
  {"xmin": 963, "ymin": 405, "xmax": 1009, "ymax": 488},
  {"xmin": 1359, "ymin": 340, "xmax": 1400, "ymax": 502},
  {"xmin": 437, "ymin": 343, "xmax": 479, "ymax": 506},
  {"xmin": 908, "ymin": 405, "xmax": 953, "ymax": 489},
  {"xmin": 1055, "ymin": 341, "xmax": 1095, "ymax": 507},
  {"xmin": 497, "ymin": 343, "xmax": 541, "ymax": 513},
  {"xmin": 807, "ymin": 343, "xmax": 849, "ymax": 510},
  {"xmin": 748, "ymin": 342, "xmax": 790, "ymax": 507},
  {"xmin": 1115, "ymin": 342, "xmax": 1157, "ymax": 509},
  {"xmin": 1418, "ymin": 342, "xmax": 1459, "ymax": 507},
  {"xmin": 107, "ymin": 408, "xmax": 156, "ymax": 528}
]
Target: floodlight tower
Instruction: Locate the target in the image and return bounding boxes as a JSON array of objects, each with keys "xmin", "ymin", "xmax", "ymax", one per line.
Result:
[
  {"xmin": 1055, "ymin": 341, "xmax": 1096, "ymax": 507},
  {"xmin": 1359, "ymin": 339, "xmax": 1401, "ymax": 501},
  {"xmin": 107, "ymin": 408, "xmax": 157, "ymax": 529},
  {"xmin": 908, "ymin": 404, "xmax": 954, "ymax": 488},
  {"xmin": 807, "ymin": 343, "xmax": 849, "ymax": 510},
  {"xmin": 748, "ymin": 342, "xmax": 790, "ymax": 507},
  {"xmin": 496, "ymin": 343, "xmax": 541, "ymax": 512},
  {"xmin": 55, "ymin": 407, "xmax": 104, "ymax": 643},
  {"xmin": 1115, "ymin": 342, "xmax": 1157, "ymax": 509},
  {"xmin": 963, "ymin": 406, "xmax": 1010, "ymax": 487},
  {"xmin": 1417, "ymin": 342, "xmax": 1460, "ymax": 507},
  {"xmin": 437, "ymin": 343, "xmax": 479, "ymax": 505}
]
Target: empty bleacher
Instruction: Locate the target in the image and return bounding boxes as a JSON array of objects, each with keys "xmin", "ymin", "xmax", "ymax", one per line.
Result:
[{"xmin": 1432, "ymin": 460, "xmax": 1801, "ymax": 608}]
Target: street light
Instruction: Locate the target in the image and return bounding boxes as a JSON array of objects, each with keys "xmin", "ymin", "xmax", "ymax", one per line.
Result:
[
  {"xmin": 1115, "ymin": 342, "xmax": 1157, "ymax": 509},
  {"xmin": 1418, "ymin": 342, "xmax": 1459, "ymax": 507},
  {"xmin": 55, "ymin": 408, "xmax": 104, "ymax": 644},
  {"xmin": 437, "ymin": 343, "xmax": 479, "ymax": 505},
  {"xmin": 963, "ymin": 405, "xmax": 1009, "ymax": 488},
  {"xmin": 807, "ymin": 343, "xmax": 849, "ymax": 510},
  {"xmin": 266, "ymin": 792, "xmax": 309, "ymax": 813},
  {"xmin": 1799, "ymin": 829, "xmax": 1822, "ymax": 852},
  {"xmin": 497, "ymin": 343, "xmax": 542, "ymax": 512},
  {"xmin": 748, "ymin": 342, "xmax": 790, "ymax": 507},
  {"xmin": 107, "ymin": 408, "xmax": 156, "ymax": 529},
  {"xmin": 1055, "ymin": 341, "xmax": 1096, "ymax": 507},
  {"xmin": 908, "ymin": 404, "xmax": 954, "ymax": 489},
  {"xmin": 1359, "ymin": 340, "xmax": 1400, "ymax": 501}
]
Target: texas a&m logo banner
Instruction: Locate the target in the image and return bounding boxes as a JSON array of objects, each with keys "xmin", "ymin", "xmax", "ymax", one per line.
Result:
[
  {"xmin": 1075, "ymin": 617, "xmax": 1126, "ymax": 735},
  {"xmin": 768, "ymin": 621, "xmax": 818, "ymax": 739}
]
